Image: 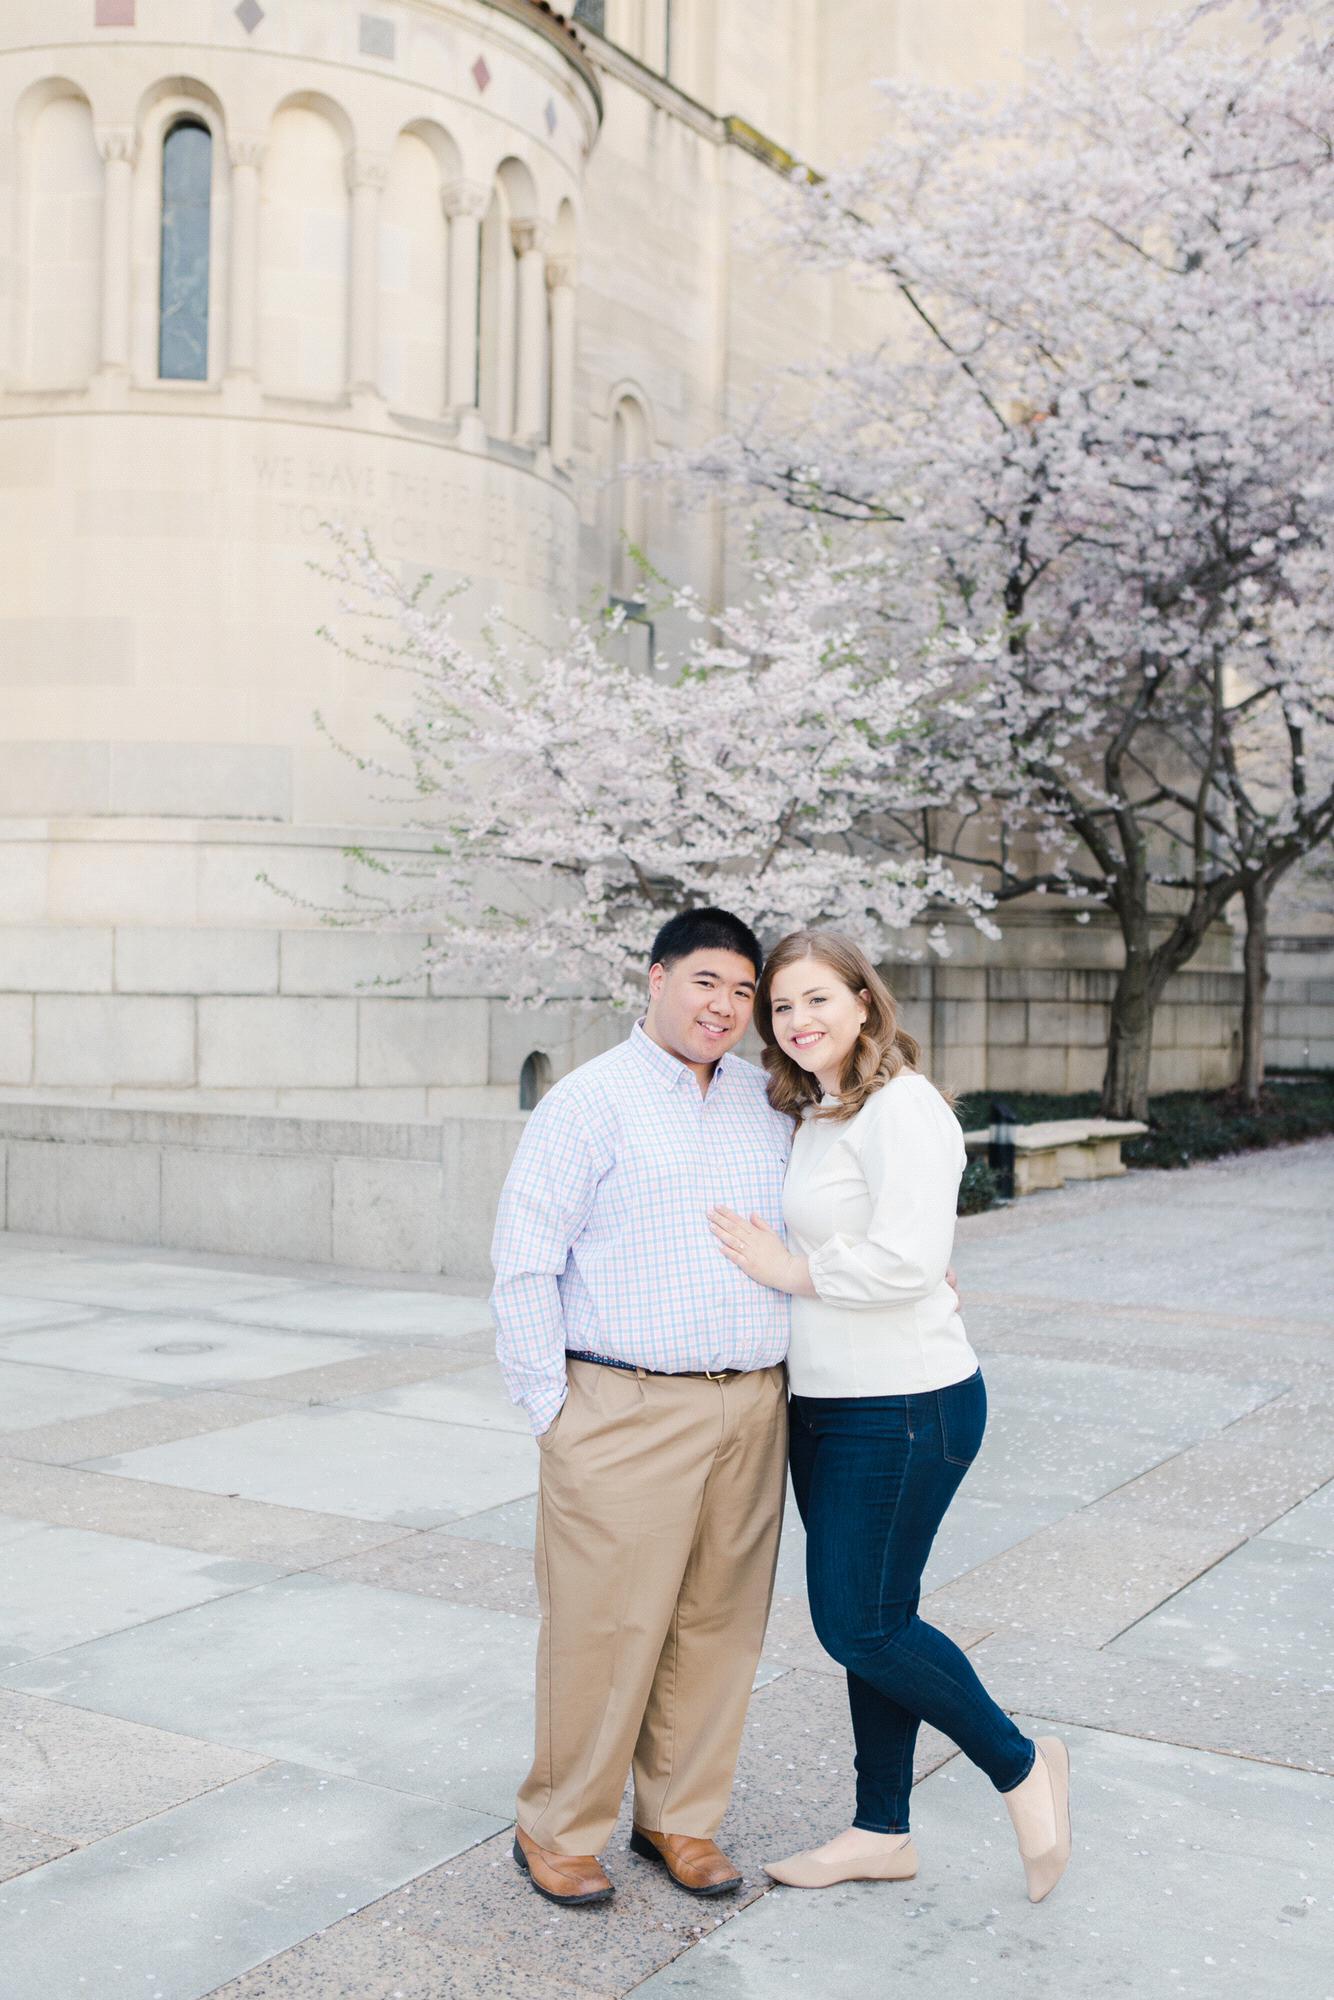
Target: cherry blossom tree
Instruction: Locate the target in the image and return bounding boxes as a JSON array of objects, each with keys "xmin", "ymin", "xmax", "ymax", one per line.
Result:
[
  {"xmin": 1207, "ymin": 551, "xmax": 1334, "ymax": 1100},
  {"xmin": 684, "ymin": 0, "xmax": 1334, "ymax": 1117},
  {"xmin": 311, "ymin": 534, "xmax": 998, "ymax": 1010}
]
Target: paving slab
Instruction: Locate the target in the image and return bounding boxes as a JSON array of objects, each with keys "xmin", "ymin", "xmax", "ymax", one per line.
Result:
[
  {"xmin": 0, "ymin": 1457, "xmax": 407, "ymax": 1565},
  {"xmin": 443, "ymin": 1494, "xmax": 538, "ymax": 1550},
  {"xmin": 0, "ymin": 1389, "xmax": 287, "ymax": 1467},
  {"xmin": 979, "ymin": 1351, "xmax": 1280, "ymax": 1442},
  {"xmin": 345, "ymin": 1665, "xmax": 961, "ymax": 2000},
  {"xmin": 923, "ymin": 1510, "xmax": 1241, "ymax": 1647},
  {"xmin": 0, "ymin": 1297, "xmax": 103, "ymax": 1337},
  {"xmin": 0, "ymin": 1140, "xmax": 1328, "ymax": 2000},
  {"xmin": 537, "ymin": 1384, "xmax": 1199, "ymax": 1615},
  {"xmin": 970, "ymin": 1400, "xmax": 1177, "ymax": 1487},
  {"xmin": 0, "ymin": 1355, "xmax": 164, "ymax": 1430},
  {"xmin": 629, "ymin": 1720, "xmax": 1334, "ymax": 1999},
  {"xmin": 968, "ymin": 1303, "xmax": 1334, "ymax": 1386},
  {"xmin": 319, "ymin": 1529, "xmax": 540, "ymax": 1619},
  {"xmin": 2, "ymin": 1573, "xmax": 538, "ymax": 1819},
  {"xmin": 215, "ymin": 1285, "xmax": 495, "ymax": 1342},
  {"xmin": 1111, "ymin": 1535, "xmax": 1334, "ymax": 1687},
  {"xmin": 957, "ymin": 1191, "xmax": 1328, "ymax": 1322},
  {"xmin": 0, "ymin": 1688, "xmax": 269, "ymax": 1842},
  {"xmin": 340, "ymin": 1359, "xmax": 532, "ymax": 1434},
  {"xmin": 0, "ymin": 1252, "xmax": 303, "ymax": 1313},
  {"xmin": 1260, "ymin": 1478, "xmax": 1334, "ymax": 1551},
  {"xmin": 0, "ymin": 1819, "xmax": 76, "ymax": 1883},
  {"xmin": 253, "ymin": 1344, "xmax": 482, "ymax": 1404},
  {"xmin": 1093, "ymin": 1391, "xmax": 1334, "ymax": 1541},
  {"xmin": 0, "ymin": 1761, "xmax": 503, "ymax": 2000},
  {"xmin": 0, "ymin": 1315, "xmax": 386, "ymax": 1386},
  {"xmin": 965, "ymin": 1634, "xmax": 1334, "ymax": 1776},
  {"xmin": 209, "ymin": 1920, "xmax": 613, "ymax": 2000},
  {"xmin": 83, "ymin": 1406, "xmax": 539, "ymax": 1527},
  {"xmin": 0, "ymin": 1524, "xmax": 284, "ymax": 1667}
]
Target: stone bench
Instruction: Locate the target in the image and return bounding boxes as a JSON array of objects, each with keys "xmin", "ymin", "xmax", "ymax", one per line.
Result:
[{"xmin": 962, "ymin": 1117, "xmax": 1148, "ymax": 1195}]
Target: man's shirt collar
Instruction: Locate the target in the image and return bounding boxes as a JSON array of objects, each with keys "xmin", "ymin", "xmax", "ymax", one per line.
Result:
[{"xmin": 630, "ymin": 1018, "xmax": 740, "ymax": 1093}]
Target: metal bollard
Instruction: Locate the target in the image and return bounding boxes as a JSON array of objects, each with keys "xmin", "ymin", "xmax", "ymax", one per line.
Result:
[{"xmin": 989, "ymin": 1099, "xmax": 1018, "ymax": 1201}]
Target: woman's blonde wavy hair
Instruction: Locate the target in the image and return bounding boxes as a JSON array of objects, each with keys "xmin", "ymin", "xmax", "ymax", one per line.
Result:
[{"xmin": 755, "ymin": 930, "xmax": 925, "ymax": 1124}]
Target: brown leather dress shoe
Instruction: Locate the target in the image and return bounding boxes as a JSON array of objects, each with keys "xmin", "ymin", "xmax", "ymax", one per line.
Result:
[
  {"xmin": 629, "ymin": 1826, "xmax": 743, "ymax": 1896},
  {"xmin": 513, "ymin": 1825, "xmax": 613, "ymax": 1906}
]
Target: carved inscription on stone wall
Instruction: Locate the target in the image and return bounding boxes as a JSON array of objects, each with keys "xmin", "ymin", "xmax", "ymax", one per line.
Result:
[{"xmin": 250, "ymin": 447, "xmax": 575, "ymax": 599}]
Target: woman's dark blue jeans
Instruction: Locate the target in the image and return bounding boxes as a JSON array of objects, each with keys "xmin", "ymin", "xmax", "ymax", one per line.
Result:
[{"xmin": 789, "ymin": 1370, "xmax": 1035, "ymax": 1834}]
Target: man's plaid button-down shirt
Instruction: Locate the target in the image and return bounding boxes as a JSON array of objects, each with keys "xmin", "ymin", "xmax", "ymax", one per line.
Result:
[{"xmin": 491, "ymin": 1022, "xmax": 794, "ymax": 1433}]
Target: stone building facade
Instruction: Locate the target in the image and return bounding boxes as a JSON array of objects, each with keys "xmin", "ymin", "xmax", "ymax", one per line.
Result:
[{"xmin": 0, "ymin": 0, "xmax": 1315, "ymax": 1143}]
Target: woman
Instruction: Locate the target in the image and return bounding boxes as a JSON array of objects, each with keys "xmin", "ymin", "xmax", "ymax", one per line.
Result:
[{"xmin": 708, "ymin": 930, "xmax": 1071, "ymax": 1902}]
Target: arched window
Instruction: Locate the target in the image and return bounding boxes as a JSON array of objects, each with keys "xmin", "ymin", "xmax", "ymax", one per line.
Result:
[
  {"xmin": 24, "ymin": 90, "xmax": 101, "ymax": 389},
  {"xmin": 519, "ymin": 1051, "xmax": 553, "ymax": 1110},
  {"xmin": 611, "ymin": 393, "xmax": 650, "ymax": 594},
  {"xmin": 159, "ymin": 119, "xmax": 212, "ymax": 379}
]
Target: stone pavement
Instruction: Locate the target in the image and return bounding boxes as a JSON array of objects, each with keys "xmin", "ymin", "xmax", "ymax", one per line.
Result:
[{"xmin": 0, "ymin": 1139, "xmax": 1330, "ymax": 2000}]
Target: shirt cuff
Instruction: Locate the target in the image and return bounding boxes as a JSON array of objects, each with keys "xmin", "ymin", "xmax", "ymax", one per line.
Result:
[
  {"xmin": 807, "ymin": 1238, "xmax": 851, "ymax": 1302},
  {"xmin": 527, "ymin": 1381, "xmax": 568, "ymax": 1437}
]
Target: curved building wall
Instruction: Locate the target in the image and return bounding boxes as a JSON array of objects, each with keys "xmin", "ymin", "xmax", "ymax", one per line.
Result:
[
  {"xmin": 0, "ymin": 0, "xmax": 1251, "ymax": 1116},
  {"xmin": 1, "ymin": 0, "xmax": 594, "ymax": 833}
]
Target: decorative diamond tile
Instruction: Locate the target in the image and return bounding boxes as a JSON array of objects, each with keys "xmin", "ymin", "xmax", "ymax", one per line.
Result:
[
  {"xmin": 471, "ymin": 55, "xmax": 492, "ymax": 93},
  {"xmin": 95, "ymin": 0, "xmax": 135, "ymax": 24},
  {"xmin": 235, "ymin": 0, "xmax": 264, "ymax": 33},
  {"xmin": 359, "ymin": 14, "xmax": 395, "ymax": 60},
  {"xmin": 544, "ymin": 98, "xmax": 558, "ymax": 135}
]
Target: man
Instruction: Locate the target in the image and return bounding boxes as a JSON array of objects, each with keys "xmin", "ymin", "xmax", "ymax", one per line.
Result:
[{"xmin": 491, "ymin": 906, "xmax": 792, "ymax": 1906}]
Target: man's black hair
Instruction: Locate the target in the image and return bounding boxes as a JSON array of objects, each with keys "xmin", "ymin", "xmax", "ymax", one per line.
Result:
[{"xmin": 649, "ymin": 907, "xmax": 763, "ymax": 982}]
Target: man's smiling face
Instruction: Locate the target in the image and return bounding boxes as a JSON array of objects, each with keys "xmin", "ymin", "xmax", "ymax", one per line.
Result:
[{"xmin": 643, "ymin": 948, "xmax": 758, "ymax": 1076}]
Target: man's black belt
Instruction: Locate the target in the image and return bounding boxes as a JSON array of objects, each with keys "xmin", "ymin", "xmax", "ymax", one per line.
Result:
[{"xmin": 566, "ymin": 1348, "xmax": 745, "ymax": 1382}]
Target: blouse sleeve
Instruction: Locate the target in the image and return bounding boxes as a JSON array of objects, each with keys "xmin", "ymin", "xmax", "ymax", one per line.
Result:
[{"xmin": 806, "ymin": 1077, "xmax": 963, "ymax": 1310}]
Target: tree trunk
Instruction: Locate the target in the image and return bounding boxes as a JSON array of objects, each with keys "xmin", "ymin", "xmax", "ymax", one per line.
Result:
[
  {"xmin": 1100, "ymin": 934, "xmax": 1156, "ymax": 1121},
  {"xmin": 1239, "ymin": 873, "xmax": 1270, "ymax": 1108}
]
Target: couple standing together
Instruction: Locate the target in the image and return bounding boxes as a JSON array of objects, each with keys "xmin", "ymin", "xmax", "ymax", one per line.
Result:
[{"xmin": 491, "ymin": 908, "xmax": 1071, "ymax": 1910}]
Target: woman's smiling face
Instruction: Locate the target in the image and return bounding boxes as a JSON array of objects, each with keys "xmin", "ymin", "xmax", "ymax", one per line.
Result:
[{"xmin": 767, "ymin": 955, "xmax": 869, "ymax": 1089}]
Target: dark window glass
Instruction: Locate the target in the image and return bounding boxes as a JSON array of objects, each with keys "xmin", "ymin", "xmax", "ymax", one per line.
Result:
[
  {"xmin": 159, "ymin": 120, "xmax": 211, "ymax": 381},
  {"xmin": 519, "ymin": 1051, "xmax": 553, "ymax": 1110},
  {"xmin": 573, "ymin": 0, "xmax": 605, "ymax": 32}
]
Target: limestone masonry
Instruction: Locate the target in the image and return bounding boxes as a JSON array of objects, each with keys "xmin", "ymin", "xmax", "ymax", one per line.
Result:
[{"xmin": 1, "ymin": 1, "xmax": 1328, "ymax": 1131}]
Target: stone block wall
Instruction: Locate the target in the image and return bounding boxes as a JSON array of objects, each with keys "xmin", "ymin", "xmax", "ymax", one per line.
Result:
[
  {"xmin": 881, "ymin": 920, "xmax": 1244, "ymax": 1102},
  {"xmin": 1265, "ymin": 940, "xmax": 1334, "ymax": 1074},
  {"xmin": 0, "ymin": 1100, "xmax": 524, "ymax": 1280},
  {"xmin": 0, "ymin": 850, "xmax": 1265, "ymax": 1115}
]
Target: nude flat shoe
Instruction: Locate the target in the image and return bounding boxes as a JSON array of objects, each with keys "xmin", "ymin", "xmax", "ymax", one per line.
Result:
[
  {"xmin": 763, "ymin": 1835, "xmax": 918, "ymax": 1888},
  {"xmin": 1010, "ymin": 1736, "xmax": 1072, "ymax": 1904}
]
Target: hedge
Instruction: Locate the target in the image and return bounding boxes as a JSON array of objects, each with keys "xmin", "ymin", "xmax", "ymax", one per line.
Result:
[{"xmin": 953, "ymin": 1072, "xmax": 1334, "ymax": 1211}]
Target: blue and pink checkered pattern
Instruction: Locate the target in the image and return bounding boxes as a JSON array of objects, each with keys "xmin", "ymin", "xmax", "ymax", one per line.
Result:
[{"xmin": 491, "ymin": 1023, "xmax": 793, "ymax": 1432}]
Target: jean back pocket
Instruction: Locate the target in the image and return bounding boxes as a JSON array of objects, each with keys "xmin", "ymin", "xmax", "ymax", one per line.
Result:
[{"xmin": 937, "ymin": 1369, "xmax": 986, "ymax": 1467}]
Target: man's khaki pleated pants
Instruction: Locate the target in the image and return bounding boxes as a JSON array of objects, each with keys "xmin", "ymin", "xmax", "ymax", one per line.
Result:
[{"xmin": 518, "ymin": 1356, "xmax": 788, "ymax": 1857}]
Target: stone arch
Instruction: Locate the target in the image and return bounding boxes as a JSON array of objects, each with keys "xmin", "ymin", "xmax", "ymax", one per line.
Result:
[
  {"xmin": 608, "ymin": 383, "xmax": 654, "ymax": 596},
  {"xmin": 380, "ymin": 120, "xmax": 460, "ymax": 417},
  {"xmin": 16, "ymin": 80, "xmax": 101, "ymax": 388},
  {"xmin": 480, "ymin": 157, "xmax": 547, "ymax": 442},
  {"xmin": 519, "ymin": 1050, "xmax": 554, "ymax": 1109},
  {"xmin": 130, "ymin": 80, "xmax": 230, "ymax": 385},
  {"xmin": 258, "ymin": 93, "xmax": 353, "ymax": 399}
]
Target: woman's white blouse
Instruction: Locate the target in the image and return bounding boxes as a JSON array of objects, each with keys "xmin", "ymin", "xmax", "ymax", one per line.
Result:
[{"xmin": 783, "ymin": 1070, "xmax": 979, "ymax": 1397}]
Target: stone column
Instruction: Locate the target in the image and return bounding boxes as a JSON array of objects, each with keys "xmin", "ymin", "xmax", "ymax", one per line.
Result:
[
  {"xmin": 442, "ymin": 180, "xmax": 488, "ymax": 414},
  {"xmin": 545, "ymin": 254, "xmax": 576, "ymax": 466},
  {"xmin": 96, "ymin": 127, "xmax": 137, "ymax": 375},
  {"xmin": 511, "ymin": 219, "xmax": 549, "ymax": 444},
  {"xmin": 227, "ymin": 136, "xmax": 265, "ymax": 379},
  {"xmin": 346, "ymin": 151, "xmax": 389, "ymax": 397}
]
